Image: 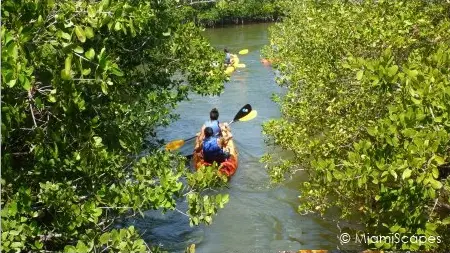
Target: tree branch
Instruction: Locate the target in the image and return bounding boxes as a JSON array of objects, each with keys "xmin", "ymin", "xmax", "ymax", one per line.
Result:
[
  {"xmin": 188, "ymin": 0, "xmax": 217, "ymax": 5},
  {"xmin": 74, "ymin": 52, "xmax": 99, "ymax": 66},
  {"xmin": 28, "ymin": 91, "xmax": 38, "ymax": 128}
]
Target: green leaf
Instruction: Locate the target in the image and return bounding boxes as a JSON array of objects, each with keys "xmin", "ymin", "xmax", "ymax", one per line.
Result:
[
  {"xmin": 76, "ymin": 241, "xmax": 88, "ymax": 253},
  {"xmin": 99, "ymin": 233, "xmax": 110, "ymax": 244},
  {"xmin": 9, "ymin": 230, "xmax": 20, "ymax": 236},
  {"xmin": 101, "ymin": 0, "xmax": 110, "ymax": 8},
  {"xmin": 82, "ymin": 68, "xmax": 91, "ymax": 75},
  {"xmin": 389, "ymin": 224, "xmax": 401, "ymax": 233},
  {"xmin": 98, "ymin": 48, "xmax": 107, "ymax": 68},
  {"xmin": 100, "ymin": 81, "xmax": 108, "ymax": 94},
  {"xmin": 35, "ymin": 97, "xmax": 43, "ymax": 109},
  {"xmin": 356, "ymin": 70, "xmax": 364, "ymax": 80},
  {"xmin": 85, "ymin": 27, "xmax": 94, "ymax": 39},
  {"xmin": 390, "ymin": 170, "xmax": 398, "ymax": 180},
  {"xmin": 61, "ymin": 69, "xmax": 71, "ymax": 80},
  {"xmin": 34, "ymin": 240, "xmax": 43, "ymax": 249},
  {"xmin": 432, "ymin": 167, "xmax": 439, "ymax": 179},
  {"xmin": 430, "ymin": 179, "xmax": 442, "ymax": 190},
  {"xmin": 111, "ymin": 230, "xmax": 119, "ymax": 243},
  {"xmin": 18, "ymin": 73, "xmax": 30, "ymax": 90},
  {"xmin": 8, "ymin": 79, "xmax": 17, "ymax": 87},
  {"xmin": 93, "ymin": 136, "xmax": 102, "ymax": 147},
  {"xmin": 87, "ymin": 6, "xmax": 96, "ymax": 17},
  {"xmin": 367, "ymin": 126, "xmax": 377, "ymax": 136},
  {"xmin": 374, "ymin": 241, "xmax": 385, "ymax": 248},
  {"xmin": 74, "ymin": 46, "xmax": 84, "ymax": 54},
  {"xmin": 8, "ymin": 201, "xmax": 18, "ymax": 216},
  {"xmin": 85, "ymin": 48, "xmax": 95, "ymax": 60},
  {"xmin": 118, "ymin": 241, "xmax": 127, "ymax": 250},
  {"xmin": 111, "ymin": 66, "xmax": 124, "ymax": 77},
  {"xmin": 65, "ymin": 54, "xmax": 72, "ymax": 73},
  {"xmin": 11, "ymin": 242, "xmax": 24, "ymax": 248},
  {"xmin": 411, "ymin": 97, "xmax": 421, "ymax": 105},
  {"xmin": 48, "ymin": 95, "xmax": 57, "ymax": 103},
  {"xmin": 402, "ymin": 168, "xmax": 412, "ymax": 180},
  {"xmin": 10, "ymin": 44, "xmax": 18, "ymax": 60},
  {"xmin": 114, "ymin": 22, "xmax": 122, "ymax": 31},
  {"xmin": 64, "ymin": 21, "xmax": 74, "ymax": 28},
  {"xmin": 4, "ymin": 32, "xmax": 13, "ymax": 45},
  {"xmin": 61, "ymin": 32, "xmax": 72, "ymax": 41},
  {"xmin": 326, "ymin": 170, "xmax": 332, "ymax": 182},
  {"xmin": 434, "ymin": 155, "xmax": 445, "ymax": 165},
  {"xmin": 408, "ymin": 69, "xmax": 419, "ymax": 78},
  {"xmin": 425, "ymin": 222, "xmax": 437, "ymax": 232},
  {"xmin": 75, "ymin": 26, "xmax": 86, "ymax": 43},
  {"xmin": 119, "ymin": 139, "xmax": 127, "ymax": 148},
  {"xmin": 442, "ymin": 217, "xmax": 450, "ymax": 225},
  {"xmin": 387, "ymin": 65, "xmax": 398, "ymax": 77},
  {"xmin": 64, "ymin": 246, "xmax": 76, "ymax": 252},
  {"xmin": 342, "ymin": 62, "xmax": 351, "ymax": 69},
  {"xmin": 222, "ymin": 194, "xmax": 229, "ymax": 205}
]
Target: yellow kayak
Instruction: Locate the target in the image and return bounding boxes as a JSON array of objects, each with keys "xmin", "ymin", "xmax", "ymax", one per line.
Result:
[{"xmin": 224, "ymin": 55, "xmax": 242, "ymax": 76}]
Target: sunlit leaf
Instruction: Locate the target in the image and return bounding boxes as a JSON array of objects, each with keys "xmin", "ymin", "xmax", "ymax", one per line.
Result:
[
  {"xmin": 85, "ymin": 48, "xmax": 95, "ymax": 60},
  {"xmin": 85, "ymin": 27, "xmax": 94, "ymax": 39},
  {"xmin": 75, "ymin": 26, "xmax": 86, "ymax": 43},
  {"xmin": 356, "ymin": 70, "xmax": 364, "ymax": 80}
]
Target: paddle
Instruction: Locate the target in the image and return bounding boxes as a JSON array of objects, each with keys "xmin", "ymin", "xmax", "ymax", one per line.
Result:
[
  {"xmin": 165, "ymin": 104, "xmax": 253, "ymax": 151},
  {"xmin": 238, "ymin": 49, "xmax": 249, "ymax": 55},
  {"xmin": 235, "ymin": 110, "xmax": 257, "ymax": 122}
]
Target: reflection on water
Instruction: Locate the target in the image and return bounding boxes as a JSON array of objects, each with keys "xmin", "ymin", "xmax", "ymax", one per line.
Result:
[{"xmin": 130, "ymin": 23, "xmax": 338, "ymax": 252}]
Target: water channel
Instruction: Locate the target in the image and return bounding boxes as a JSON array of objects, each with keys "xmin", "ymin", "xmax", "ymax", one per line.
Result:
[{"xmin": 131, "ymin": 23, "xmax": 339, "ymax": 253}]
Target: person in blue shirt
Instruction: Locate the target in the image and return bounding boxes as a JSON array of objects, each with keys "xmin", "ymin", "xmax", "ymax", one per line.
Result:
[
  {"xmin": 195, "ymin": 127, "xmax": 232, "ymax": 164},
  {"xmin": 224, "ymin": 48, "xmax": 234, "ymax": 66},
  {"xmin": 205, "ymin": 108, "xmax": 221, "ymax": 136},
  {"xmin": 197, "ymin": 108, "xmax": 229, "ymax": 140}
]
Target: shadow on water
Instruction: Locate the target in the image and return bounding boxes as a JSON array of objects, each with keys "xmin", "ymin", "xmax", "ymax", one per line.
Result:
[{"xmin": 128, "ymin": 23, "xmax": 339, "ymax": 253}]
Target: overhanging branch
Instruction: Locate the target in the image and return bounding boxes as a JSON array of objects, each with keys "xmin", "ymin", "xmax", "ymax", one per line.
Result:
[
  {"xmin": 189, "ymin": 0, "xmax": 217, "ymax": 4},
  {"xmin": 178, "ymin": 0, "xmax": 217, "ymax": 6}
]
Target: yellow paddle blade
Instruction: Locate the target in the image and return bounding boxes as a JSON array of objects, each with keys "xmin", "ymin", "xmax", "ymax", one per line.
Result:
[
  {"xmin": 165, "ymin": 139, "xmax": 185, "ymax": 151},
  {"xmin": 239, "ymin": 110, "xmax": 257, "ymax": 121},
  {"xmin": 238, "ymin": 49, "xmax": 249, "ymax": 55},
  {"xmin": 236, "ymin": 63, "xmax": 246, "ymax": 68}
]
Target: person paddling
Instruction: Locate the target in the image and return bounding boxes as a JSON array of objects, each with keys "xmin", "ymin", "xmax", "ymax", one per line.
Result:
[
  {"xmin": 206, "ymin": 108, "xmax": 221, "ymax": 136},
  {"xmin": 194, "ymin": 108, "xmax": 231, "ymax": 156},
  {"xmin": 195, "ymin": 127, "xmax": 232, "ymax": 164},
  {"xmin": 197, "ymin": 108, "xmax": 229, "ymax": 140},
  {"xmin": 224, "ymin": 48, "xmax": 234, "ymax": 66}
]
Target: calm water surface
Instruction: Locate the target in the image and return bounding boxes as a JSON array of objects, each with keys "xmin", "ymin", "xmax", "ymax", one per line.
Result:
[{"xmin": 131, "ymin": 23, "xmax": 339, "ymax": 253}]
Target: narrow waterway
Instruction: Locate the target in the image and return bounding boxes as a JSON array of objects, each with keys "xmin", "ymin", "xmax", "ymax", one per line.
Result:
[{"xmin": 131, "ymin": 23, "xmax": 339, "ymax": 252}]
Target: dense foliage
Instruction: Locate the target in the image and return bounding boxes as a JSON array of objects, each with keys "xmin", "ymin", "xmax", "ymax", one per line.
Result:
[
  {"xmin": 263, "ymin": 0, "xmax": 450, "ymax": 250},
  {"xmin": 179, "ymin": 0, "xmax": 281, "ymax": 27},
  {"xmin": 1, "ymin": 0, "xmax": 229, "ymax": 252}
]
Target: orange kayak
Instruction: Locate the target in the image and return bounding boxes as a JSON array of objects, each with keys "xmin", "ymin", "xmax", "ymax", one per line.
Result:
[
  {"xmin": 193, "ymin": 129, "xmax": 238, "ymax": 178},
  {"xmin": 261, "ymin": 58, "xmax": 279, "ymax": 65}
]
